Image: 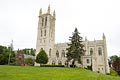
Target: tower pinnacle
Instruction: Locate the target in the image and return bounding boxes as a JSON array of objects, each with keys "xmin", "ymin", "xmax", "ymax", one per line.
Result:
[
  {"xmin": 103, "ymin": 33, "xmax": 106, "ymax": 39},
  {"xmin": 48, "ymin": 5, "xmax": 50, "ymax": 14},
  {"xmin": 39, "ymin": 8, "xmax": 42, "ymax": 16},
  {"xmin": 53, "ymin": 10, "xmax": 56, "ymax": 18},
  {"xmin": 85, "ymin": 36, "xmax": 87, "ymax": 41}
]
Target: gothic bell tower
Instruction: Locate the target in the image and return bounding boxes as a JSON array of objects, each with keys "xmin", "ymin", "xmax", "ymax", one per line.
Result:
[{"xmin": 35, "ymin": 5, "xmax": 56, "ymax": 65}]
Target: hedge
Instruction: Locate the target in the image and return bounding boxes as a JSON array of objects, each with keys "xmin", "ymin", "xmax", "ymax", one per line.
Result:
[{"xmin": 40, "ymin": 64, "xmax": 64, "ymax": 67}]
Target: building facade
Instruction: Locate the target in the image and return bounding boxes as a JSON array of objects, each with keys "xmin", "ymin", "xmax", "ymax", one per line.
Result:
[
  {"xmin": 35, "ymin": 6, "xmax": 110, "ymax": 74},
  {"xmin": 16, "ymin": 50, "xmax": 35, "ymax": 66}
]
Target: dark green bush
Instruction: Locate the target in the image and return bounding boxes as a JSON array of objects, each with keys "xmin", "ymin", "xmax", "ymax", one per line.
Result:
[
  {"xmin": 40, "ymin": 64, "xmax": 64, "ymax": 67},
  {"xmin": 9, "ymin": 62, "xmax": 16, "ymax": 66},
  {"xmin": 106, "ymin": 73, "xmax": 110, "ymax": 75},
  {"xmin": 70, "ymin": 65, "xmax": 76, "ymax": 67},
  {"xmin": 84, "ymin": 66, "xmax": 92, "ymax": 70},
  {"xmin": 87, "ymin": 65, "xmax": 92, "ymax": 70},
  {"xmin": 25, "ymin": 58, "xmax": 34, "ymax": 66},
  {"xmin": 36, "ymin": 49, "xmax": 48, "ymax": 64}
]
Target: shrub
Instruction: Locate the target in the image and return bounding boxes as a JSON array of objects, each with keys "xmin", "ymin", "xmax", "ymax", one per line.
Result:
[
  {"xmin": 25, "ymin": 58, "xmax": 34, "ymax": 66},
  {"xmin": 84, "ymin": 66, "xmax": 92, "ymax": 70},
  {"xmin": 9, "ymin": 62, "xmax": 16, "ymax": 66},
  {"xmin": 87, "ymin": 65, "xmax": 92, "ymax": 70},
  {"xmin": 109, "ymin": 68, "xmax": 118, "ymax": 76},
  {"xmin": 36, "ymin": 49, "xmax": 48, "ymax": 65},
  {"xmin": 70, "ymin": 65, "xmax": 76, "ymax": 67},
  {"xmin": 40, "ymin": 64, "xmax": 64, "ymax": 67}
]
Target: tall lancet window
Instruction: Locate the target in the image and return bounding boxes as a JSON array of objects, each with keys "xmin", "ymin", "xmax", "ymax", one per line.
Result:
[
  {"xmin": 41, "ymin": 30, "xmax": 42, "ymax": 37},
  {"xmin": 42, "ymin": 18, "xmax": 44, "ymax": 26},
  {"xmin": 90, "ymin": 48, "xmax": 93, "ymax": 55},
  {"xmin": 49, "ymin": 48, "xmax": 51, "ymax": 57},
  {"xmin": 98, "ymin": 47, "xmax": 102, "ymax": 55},
  {"xmin": 58, "ymin": 61, "xmax": 62, "ymax": 65},
  {"xmin": 45, "ymin": 17, "xmax": 47, "ymax": 26},
  {"xmin": 44, "ymin": 29, "xmax": 46, "ymax": 36},
  {"xmin": 56, "ymin": 50, "xmax": 59, "ymax": 58},
  {"xmin": 52, "ymin": 61, "xmax": 55, "ymax": 65},
  {"xmin": 61, "ymin": 50, "xmax": 65, "ymax": 57}
]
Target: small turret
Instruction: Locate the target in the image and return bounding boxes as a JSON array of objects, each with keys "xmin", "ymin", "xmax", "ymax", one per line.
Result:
[
  {"xmin": 39, "ymin": 8, "xmax": 42, "ymax": 16},
  {"xmin": 47, "ymin": 5, "xmax": 50, "ymax": 14},
  {"xmin": 53, "ymin": 10, "xmax": 56, "ymax": 18},
  {"xmin": 103, "ymin": 33, "xmax": 106, "ymax": 40},
  {"xmin": 85, "ymin": 36, "xmax": 87, "ymax": 41},
  {"xmin": 94, "ymin": 38, "xmax": 96, "ymax": 42}
]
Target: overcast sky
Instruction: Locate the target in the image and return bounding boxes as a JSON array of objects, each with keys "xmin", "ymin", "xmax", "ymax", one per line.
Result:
[{"xmin": 0, "ymin": 0, "xmax": 120, "ymax": 57}]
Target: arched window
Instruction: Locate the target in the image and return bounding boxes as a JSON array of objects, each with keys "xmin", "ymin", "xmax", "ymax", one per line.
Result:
[
  {"xmin": 86, "ymin": 59, "xmax": 90, "ymax": 63},
  {"xmin": 61, "ymin": 50, "xmax": 65, "ymax": 57},
  {"xmin": 90, "ymin": 48, "xmax": 93, "ymax": 55},
  {"xmin": 45, "ymin": 17, "xmax": 47, "ymax": 26},
  {"xmin": 98, "ymin": 47, "xmax": 102, "ymax": 55},
  {"xmin": 56, "ymin": 50, "xmax": 59, "ymax": 58},
  {"xmin": 58, "ymin": 61, "xmax": 62, "ymax": 65},
  {"xmin": 52, "ymin": 61, "xmax": 55, "ymax": 65},
  {"xmin": 44, "ymin": 29, "xmax": 46, "ymax": 36},
  {"xmin": 102, "ymin": 68, "xmax": 104, "ymax": 70},
  {"xmin": 41, "ymin": 30, "xmax": 42, "ymax": 37},
  {"xmin": 44, "ymin": 39, "xmax": 45, "ymax": 43},
  {"xmin": 42, "ymin": 18, "xmax": 44, "ymax": 26},
  {"xmin": 49, "ymin": 48, "xmax": 51, "ymax": 57}
]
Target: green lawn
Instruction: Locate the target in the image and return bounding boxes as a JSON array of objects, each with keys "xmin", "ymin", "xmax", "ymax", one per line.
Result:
[{"xmin": 0, "ymin": 65, "xmax": 120, "ymax": 80}]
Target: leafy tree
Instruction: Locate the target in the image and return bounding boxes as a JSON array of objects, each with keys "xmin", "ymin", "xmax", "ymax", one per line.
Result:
[
  {"xmin": 36, "ymin": 49, "xmax": 48, "ymax": 65},
  {"xmin": 112, "ymin": 57, "xmax": 120, "ymax": 75},
  {"xmin": 110, "ymin": 55, "xmax": 118, "ymax": 62},
  {"xmin": 66, "ymin": 28, "xmax": 85, "ymax": 67},
  {"xmin": 109, "ymin": 55, "xmax": 120, "ymax": 75},
  {"xmin": 23, "ymin": 48, "xmax": 35, "ymax": 56},
  {"xmin": 0, "ymin": 45, "xmax": 15, "ymax": 65},
  {"xmin": 25, "ymin": 57, "xmax": 34, "ymax": 66},
  {"xmin": 109, "ymin": 55, "xmax": 118, "ymax": 67},
  {"xmin": 23, "ymin": 48, "xmax": 27, "ymax": 54},
  {"xmin": 0, "ymin": 46, "xmax": 9, "ymax": 64},
  {"xmin": 30, "ymin": 48, "xmax": 35, "ymax": 56}
]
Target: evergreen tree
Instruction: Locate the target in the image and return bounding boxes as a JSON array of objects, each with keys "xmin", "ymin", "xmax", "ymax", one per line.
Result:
[
  {"xmin": 66, "ymin": 28, "xmax": 85, "ymax": 67},
  {"xmin": 36, "ymin": 49, "xmax": 48, "ymax": 65}
]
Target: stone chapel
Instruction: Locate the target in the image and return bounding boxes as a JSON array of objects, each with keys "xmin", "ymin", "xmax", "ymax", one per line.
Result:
[{"xmin": 35, "ymin": 5, "xmax": 110, "ymax": 74}]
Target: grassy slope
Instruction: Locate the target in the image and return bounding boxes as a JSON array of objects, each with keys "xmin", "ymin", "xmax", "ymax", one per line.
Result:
[{"xmin": 0, "ymin": 65, "xmax": 120, "ymax": 80}]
